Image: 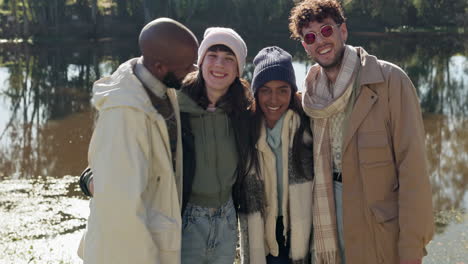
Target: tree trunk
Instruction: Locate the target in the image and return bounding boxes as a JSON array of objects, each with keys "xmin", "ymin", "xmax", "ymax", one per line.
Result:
[
  {"xmin": 91, "ymin": 0, "xmax": 98, "ymax": 38},
  {"xmin": 142, "ymin": 0, "xmax": 154, "ymax": 23},
  {"xmin": 20, "ymin": 0, "xmax": 29, "ymax": 37},
  {"xmin": 10, "ymin": 0, "xmax": 18, "ymax": 37},
  {"xmin": 116, "ymin": 0, "xmax": 128, "ymax": 18},
  {"xmin": 91, "ymin": 0, "xmax": 97, "ymax": 24}
]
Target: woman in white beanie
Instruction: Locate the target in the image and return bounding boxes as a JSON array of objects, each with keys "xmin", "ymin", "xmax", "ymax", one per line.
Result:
[{"xmin": 178, "ymin": 27, "xmax": 254, "ymax": 264}]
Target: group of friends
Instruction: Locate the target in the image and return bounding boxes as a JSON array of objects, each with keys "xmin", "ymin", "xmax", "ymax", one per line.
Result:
[{"xmin": 76, "ymin": 0, "xmax": 434, "ymax": 263}]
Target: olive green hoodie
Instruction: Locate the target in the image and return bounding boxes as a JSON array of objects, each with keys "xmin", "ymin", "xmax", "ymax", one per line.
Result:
[{"xmin": 177, "ymin": 91, "xmax": 238, "ymax": 208}]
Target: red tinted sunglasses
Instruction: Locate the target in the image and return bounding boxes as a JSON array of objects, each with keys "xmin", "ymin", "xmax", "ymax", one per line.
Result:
[{"xmin": 303, "ymin": 24, "xmax": 341, "ymax": 45}]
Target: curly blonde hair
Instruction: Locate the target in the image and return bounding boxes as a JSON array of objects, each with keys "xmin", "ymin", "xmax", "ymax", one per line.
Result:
[{"xmin": 289, "ymin": 0, "xmax": 346, "ymax": 40}]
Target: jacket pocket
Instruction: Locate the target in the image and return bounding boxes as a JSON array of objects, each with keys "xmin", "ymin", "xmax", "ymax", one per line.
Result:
[
  {"xmin": 358, "ymin": 131, "xmax": 397, "ymax": 202},
  {"xmin": 370, "ymin": 199, "xmax": 398, "ymax": 223},
  {"xmin": 369, "ymin": 199, "xmax": 399, "ymax": 263},
  {"xmin": 181, "ymin": 206, "xmax": 201, "ymax": 232},
  {"xmin": 147, "ymin": 209, "xmax": 181, "ymax": 252},
  {"xmin": 358, "ymin": 131, "xmax": 392, "ymax": 165}
]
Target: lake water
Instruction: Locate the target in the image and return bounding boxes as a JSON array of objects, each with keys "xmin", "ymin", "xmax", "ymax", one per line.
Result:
[{"xmin": 0, "ymin": 32, "xmax": 466, "ymax": 263}]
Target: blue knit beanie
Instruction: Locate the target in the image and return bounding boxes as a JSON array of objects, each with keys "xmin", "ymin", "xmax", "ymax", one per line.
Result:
[{"xmin": 251, "ymin": 46, "xmax": 297, "ymax": 94}]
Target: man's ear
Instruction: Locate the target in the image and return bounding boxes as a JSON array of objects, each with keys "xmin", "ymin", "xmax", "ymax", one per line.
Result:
[
  {"xmin": 301, "ymin": 41, "xmax": 312, "ymax": 56},
  {"xmin": 340, "ymin": 23, "xmax": 348, "ymax": 43},
  {"xmin": 151, "ymin": 61, "xmax": 168, "ymax": 80}
]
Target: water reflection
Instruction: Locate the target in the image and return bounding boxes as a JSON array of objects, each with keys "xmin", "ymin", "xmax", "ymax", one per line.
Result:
[
  {"xmin": 0, "ymin": 41, "xmax": 139, "ymax": 179},
  {"xmin": 425, "ymin": 114, "xmax": 468, "ymax": 235},
  {"xmin": 349, "ymin": 33, "xmax": 468, "ymax": 117},
  {"xmin": 0, "ymin": 33, "xmax": 466, "ymax": 262}
]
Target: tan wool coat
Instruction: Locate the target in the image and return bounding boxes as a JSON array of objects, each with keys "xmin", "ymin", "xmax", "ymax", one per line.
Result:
[{"xmin": 333, "ymin": 47, "xmax": 433, "ymax": 263}]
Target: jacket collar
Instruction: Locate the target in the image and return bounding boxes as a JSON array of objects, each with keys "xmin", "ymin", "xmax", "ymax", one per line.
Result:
[
  {"xmin": 356, "ymin": 46, "xmax": 385, "ymax": 86},
  {"xmin": 92, "ymin": 58, "xmax": 170, "ymax": 117},
  {"xmin": 134, "ymin": 57, "xmax": 168, "ymax": 99},
  {"xmin": 341, "ymin": 47, "xmax": 382, "ymax": 153}
]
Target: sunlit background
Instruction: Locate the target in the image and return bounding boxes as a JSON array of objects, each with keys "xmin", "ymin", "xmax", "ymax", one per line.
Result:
[{"xmin": 0, "ymin": 0, "xmax": 466, "ymax": 263}]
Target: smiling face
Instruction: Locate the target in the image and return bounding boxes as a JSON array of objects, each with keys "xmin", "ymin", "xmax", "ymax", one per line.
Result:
[
  {"xmin": 257, "ymin": 80, "xmax": 292, "ymax": 128},
  {"xmin": 301, "ymin": 17, "xmax": 347, "ymax": 71},
  {"xmin": 201, "ymin": 46, "xmax": 238, "ymax": 97}
]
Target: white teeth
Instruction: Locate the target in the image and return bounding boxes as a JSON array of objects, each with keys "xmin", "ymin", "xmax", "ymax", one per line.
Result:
[
  {"xmin": 319, "ymin": 47, "xmax": 331, "ymax": 54},
  {"xmin": 212, "ymin": 72, "xmax": 225, "ymax": 77},
  {"xmin": 268, "ymin": 106, "xmax": 280, "ymax": 111}
]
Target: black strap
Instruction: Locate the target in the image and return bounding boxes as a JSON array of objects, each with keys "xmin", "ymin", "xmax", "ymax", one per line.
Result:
[
  {"xmin": 181, "ymin": 112, "xmax": 195, "ymax": 214},
  {"xmin": 79, "ymin": 167, "xmax": 93, "ymax": 197},
  {"xmin": 333, "ymin": 172, "xmax": 342, "ymax": 182}
]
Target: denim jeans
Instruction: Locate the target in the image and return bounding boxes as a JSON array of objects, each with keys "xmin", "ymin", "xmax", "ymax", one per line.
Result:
[
  {"xmin": 334, "ymin": 181, "xmax": 346, "ymax": 264},
  {"xmin": 181, "ymin": 198, "xmax": 237, "ymax": 264}
]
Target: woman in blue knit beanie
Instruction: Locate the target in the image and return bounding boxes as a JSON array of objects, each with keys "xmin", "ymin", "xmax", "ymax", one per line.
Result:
[{"xmin": 235, "ymin": 46, "xmax": 314, "ymax": 264}]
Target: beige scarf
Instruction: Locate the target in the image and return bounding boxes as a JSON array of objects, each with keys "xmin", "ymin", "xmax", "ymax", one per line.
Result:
[
  {"xmin": 302, "ymin": 45, "xmax": 358, "ymax": 264},
  {"xmin": 241, "ymin": 110, "xmax": 313, "ymax": 264}
]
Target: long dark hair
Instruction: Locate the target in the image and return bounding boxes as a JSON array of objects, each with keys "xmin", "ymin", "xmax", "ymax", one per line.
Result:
[
  {"xmin": 258, "ymin": 91, "xmax": 310, "ymax": 179},
  {"xmin": 235, "ymin": 89, "xmax": 311, "ymax": 213},
  {"xmin": 180, "ymin": 44, "xmax": 256, "ymax": 211}
]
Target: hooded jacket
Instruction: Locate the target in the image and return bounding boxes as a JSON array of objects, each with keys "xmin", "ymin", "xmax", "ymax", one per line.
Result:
[
  {"xmin": 177, "ymin": 91, "xmax": 238, "ymax": 208},
  {"xmin": 80, "ymin": 58, "xmax": 183, "ymax": 264}
]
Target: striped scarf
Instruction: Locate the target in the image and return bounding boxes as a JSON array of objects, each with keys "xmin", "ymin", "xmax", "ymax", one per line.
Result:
[{"xmin": 302, "ymin": 45, "xmax": 358, "ymax": 264}]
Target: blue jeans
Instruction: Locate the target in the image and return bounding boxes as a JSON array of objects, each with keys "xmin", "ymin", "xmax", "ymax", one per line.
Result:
[
  {"xmin": 181, "ymin": 198, "xmax": 237, "ymax": 264},
  {"xmin": 334, "ymin": 181, "xmax": 346, "ymax": 264}
]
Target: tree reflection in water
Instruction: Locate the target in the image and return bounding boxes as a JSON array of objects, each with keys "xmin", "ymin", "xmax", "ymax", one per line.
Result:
[
  {"xmin": 0, "ymin": 40, "xmax": 138, "ymax": 179},
  {"xmin": 0, "ymin": 33, "xmax": 466, "ymax": 252}
]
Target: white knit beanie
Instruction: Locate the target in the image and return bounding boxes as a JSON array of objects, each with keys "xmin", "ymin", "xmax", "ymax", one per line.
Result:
[{"xmin": 197, "ymin": 27, "xmax": 247, "ymax": 76}]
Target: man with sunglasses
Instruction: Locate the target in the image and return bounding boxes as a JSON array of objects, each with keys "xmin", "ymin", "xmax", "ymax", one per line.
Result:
[{"xmin": 289, "ymin": 1, "xmax": 434, "ymax": 264}]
